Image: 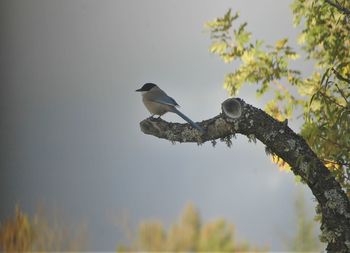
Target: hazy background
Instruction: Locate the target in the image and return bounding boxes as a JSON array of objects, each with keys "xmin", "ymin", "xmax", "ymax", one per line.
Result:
[{"xmin": 1, "ymin": 0, "xmax": 317, "ymax": 250}]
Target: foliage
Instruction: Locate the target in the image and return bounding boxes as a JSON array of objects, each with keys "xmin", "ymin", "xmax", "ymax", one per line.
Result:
[
  {"xmin": 206, "ymin": 1, "xmax": 350, "ymax": 196},
  {"xmin": 118, "ymin": 203, "xmax": 265, "ymax": 252},
  {"xmin": 0, "ymin": 205, "xmax": 87, "ymax": 252}
]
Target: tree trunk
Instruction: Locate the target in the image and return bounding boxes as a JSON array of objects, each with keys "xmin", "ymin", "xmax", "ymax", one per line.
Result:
[{"xmin": 139, "ymin": 98, "xmax": 350, "ymax": 252}]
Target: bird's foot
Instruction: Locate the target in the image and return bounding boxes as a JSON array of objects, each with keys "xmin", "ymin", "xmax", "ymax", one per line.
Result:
[{"xmin": 148, "ymin": 115, "xmax": 162, "ymax": 120}]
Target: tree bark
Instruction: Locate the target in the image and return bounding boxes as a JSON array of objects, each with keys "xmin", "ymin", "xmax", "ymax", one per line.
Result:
[{"xmin": 140, "ymin": 98, "xmax": 350, "ymax": 252}]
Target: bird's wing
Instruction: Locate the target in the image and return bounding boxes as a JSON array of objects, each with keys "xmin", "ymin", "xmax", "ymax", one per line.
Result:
[{"xmin": 149, "ymin": 91, "xmax": 179, "ymax": 107}]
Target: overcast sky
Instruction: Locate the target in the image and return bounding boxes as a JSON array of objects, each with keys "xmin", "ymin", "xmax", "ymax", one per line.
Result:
[{"xmin": 0, "ymin": 0, "xmax": 318, "ymax": 250}]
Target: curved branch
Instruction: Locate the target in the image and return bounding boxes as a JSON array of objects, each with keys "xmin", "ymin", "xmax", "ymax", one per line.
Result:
[{"xmin": 140, "ymin": 98, "xmax": 350, "ymax": 252}]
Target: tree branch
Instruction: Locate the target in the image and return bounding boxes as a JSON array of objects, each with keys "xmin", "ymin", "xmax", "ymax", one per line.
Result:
[
  {"xmin": 325, "ymin": 0, "xmax": 350, "ymax": 16},
  {"xmin": 332, "ymin": 67, "xmax": 350, "ymax": 85},
  {"xmin": 140, "ymin": 98, "xmax": 350, "ymax": 252}
]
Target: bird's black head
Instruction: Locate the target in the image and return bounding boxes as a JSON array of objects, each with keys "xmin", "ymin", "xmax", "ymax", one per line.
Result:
[{"xmin": 135, "ymin": 83, "xmax": 157, "ymax": 92}]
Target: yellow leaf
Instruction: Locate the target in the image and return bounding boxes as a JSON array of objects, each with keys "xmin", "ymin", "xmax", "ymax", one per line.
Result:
[
  {"xmin": 297, "ymin": 33, "xmax": 306, "ymax": 45},
  {"xmin": 271, "ymin": 154, "xmax": 291, "ymax": 171},
  {"xmin": 275, "ymin": 38, "xmax": 288, "ymax": 49},
  {"xmin": 241, "ymin": 51, "xmax": 254, "ymax": 64},
  {"xmin": 209, "ymin": 42, "xmax": 227, "ymax": 54}
]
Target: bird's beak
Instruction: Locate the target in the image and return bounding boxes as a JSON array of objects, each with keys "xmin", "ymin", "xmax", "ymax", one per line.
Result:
[{"xmin": 135, "ymin": 88, "xmax": 142, "ymax": 92}]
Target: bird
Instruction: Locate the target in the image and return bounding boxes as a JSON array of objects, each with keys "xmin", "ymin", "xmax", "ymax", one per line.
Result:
[{"xmin": 136, "ymin": 83, "xmax": 204, "ymax": 133}]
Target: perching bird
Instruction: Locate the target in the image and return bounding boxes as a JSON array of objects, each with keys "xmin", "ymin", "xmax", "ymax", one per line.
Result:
[{"xmin": 136, "ymin": 83, "xmax": 204, "ymax": 133}]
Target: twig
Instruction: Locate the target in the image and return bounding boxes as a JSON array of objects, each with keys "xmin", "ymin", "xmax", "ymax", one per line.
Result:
[
  {"xmin": 325, "ymin": 0, "xmax": 350, "ymax": 16},
  {"xmin": 332, "ymin": 67, "xmax": 350, "ymax": 84},
  {"xmin": 322, "ymin": 158, "xmax": 350, "ymax": 167},
  {"xmin": 318, "ymin": 90, "xmax": 346, "ymax": 108},
  {"xmin": 319, "ymin": 135, "xmax": 350, "ymax": 150},
  {"xmin": 334, "ymin": 83, "xmax": 349, "ymax": 103}
]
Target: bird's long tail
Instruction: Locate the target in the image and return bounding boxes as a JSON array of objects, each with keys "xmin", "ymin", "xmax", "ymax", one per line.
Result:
[{"xmin": 172, "ymin": 107, "xmax": 204, "ymax": 133}]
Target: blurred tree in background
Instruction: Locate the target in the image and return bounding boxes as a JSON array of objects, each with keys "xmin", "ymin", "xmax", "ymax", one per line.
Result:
[
  {"xmin": 206, "ymin": 0, "xmax": 350, "ymax": 196},
  {"xmin": 0, "ymin": 200, "xmax": 320, "ymax": 252},
  {"xmin": 118, "ymin": 200, "xmax": 322, "ymax": 252},
  {"xmin": 0, "ymin": 205, "xmax": 87, "ymax": 252},
  {"xmin": 117, "ymin": 203, "xmax": 265, "ymax": 252},
  {"xmin": 286, "ymin": 190, "xmax": 322, "ymax": 252},
  {"xmin": 0, "ymin": 207, "xmax": 33, "ymax": 252}
]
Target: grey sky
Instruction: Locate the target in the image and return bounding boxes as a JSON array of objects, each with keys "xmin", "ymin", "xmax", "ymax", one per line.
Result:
[{"xmin": 1, "ymin": 0, "xmax": 318, "ymax": 250}]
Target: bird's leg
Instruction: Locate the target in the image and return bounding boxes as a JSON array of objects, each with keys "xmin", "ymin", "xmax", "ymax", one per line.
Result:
[
  {"xmin": 148, "ymin": 114, "xmax": 161, "ymax": 120},
  {"xmin": 148, "ymin": 114, "xmax": 162, "ymax": 120}
]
